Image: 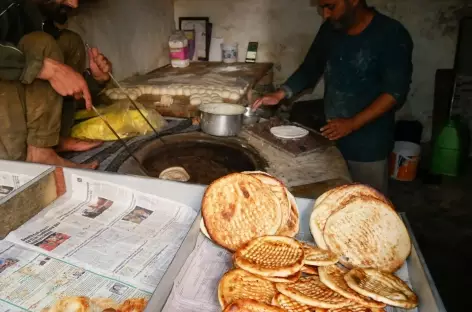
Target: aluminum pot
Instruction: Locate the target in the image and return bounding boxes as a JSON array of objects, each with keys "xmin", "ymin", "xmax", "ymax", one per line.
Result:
[
  {"xmin": 243, "ymin": 106, "xmax": 261, "ymax": 125},
  {"xmin": 199, "ymin": 103, "xmax": 245, "ymax": 137}
]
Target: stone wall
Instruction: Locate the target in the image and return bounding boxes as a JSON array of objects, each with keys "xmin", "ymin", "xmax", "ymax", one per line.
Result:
[
  {"xmin": 68, "ymin": 0, "xmax": 175, "ymax": 80},
  {"xmin": 174, "ymin": 0, "xmax": 469, "ymax": 140}
]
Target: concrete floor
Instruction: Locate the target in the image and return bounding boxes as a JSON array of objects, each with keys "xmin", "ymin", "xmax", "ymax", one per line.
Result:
[{"xmin": 388, "ymin": 163, "xmax": 471, "ymax": 311}]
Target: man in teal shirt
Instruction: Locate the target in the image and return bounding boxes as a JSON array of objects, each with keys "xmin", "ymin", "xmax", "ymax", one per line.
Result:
[{"xmin": 253, "ymin": 0, "xmax": 413, "ymax": 193}]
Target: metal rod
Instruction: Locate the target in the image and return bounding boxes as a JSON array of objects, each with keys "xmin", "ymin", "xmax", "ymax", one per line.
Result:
[{"xmin": 91, "ymin": 106, "xmax": 150, "ymax": 176}]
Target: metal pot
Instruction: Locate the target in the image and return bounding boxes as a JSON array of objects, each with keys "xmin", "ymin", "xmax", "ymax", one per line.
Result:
[
  {"xmin": 243, "ymin": 106, "xmax": 261, "ymax": 125},
  {"xmin": 199, "ymin": 103, "xmax": 245, "ymax": 137}
]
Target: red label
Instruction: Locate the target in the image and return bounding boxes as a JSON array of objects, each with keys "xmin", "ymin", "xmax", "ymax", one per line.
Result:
[{"xmin": 170, "ymin": 46, "xmax": 189, "ymax": 60}]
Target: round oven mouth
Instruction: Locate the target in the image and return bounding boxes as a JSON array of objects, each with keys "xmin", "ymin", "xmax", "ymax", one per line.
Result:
[{"xmin": 118, "ymin": 132, "xmax": 268, "ymax": 185}]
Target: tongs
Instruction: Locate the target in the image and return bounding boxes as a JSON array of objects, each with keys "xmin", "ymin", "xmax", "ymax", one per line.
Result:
[{"xmin": 85, "ymin": 43, "xmax": 183, "ymax": 176}]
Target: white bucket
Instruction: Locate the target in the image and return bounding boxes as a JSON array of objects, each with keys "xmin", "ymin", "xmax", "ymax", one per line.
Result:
[
  {"xmin": 221, "ymin": 43, "xmax": 238, "ymax": 63},
  {"xmin": 389, "ymin": 141, "xmax": 421, "ymax": 181}
]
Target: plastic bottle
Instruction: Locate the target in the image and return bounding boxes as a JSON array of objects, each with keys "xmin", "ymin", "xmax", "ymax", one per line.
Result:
[{"xmin": 169, "ymin": 31, "xmax": 190, "ymax": 68}]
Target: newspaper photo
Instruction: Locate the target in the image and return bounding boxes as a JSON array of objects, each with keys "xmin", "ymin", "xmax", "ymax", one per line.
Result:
[
  {"xmin": 0, "ymin": 171, "xmax": 34, "ymax": 199},
  {"xmin": 2, "ymin": 174, "xmax": 198, "ymax": 311}
]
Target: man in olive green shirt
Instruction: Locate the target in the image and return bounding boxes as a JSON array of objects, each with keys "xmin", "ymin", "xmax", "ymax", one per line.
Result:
[{"xmin": 0, "ymin": 0, "xmax": 112, "ymax": 169}]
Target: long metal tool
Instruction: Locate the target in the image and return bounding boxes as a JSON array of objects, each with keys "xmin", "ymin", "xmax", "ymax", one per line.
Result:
[
  {"xmin": 85, "ymin": 43, "xmax": 163, "ymax": 139},
  {"xmin": 91, "ymin": 105, "xmax": 150, "ymax": 176}
]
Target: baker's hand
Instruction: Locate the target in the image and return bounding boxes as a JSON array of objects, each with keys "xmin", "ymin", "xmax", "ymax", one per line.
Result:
[
  {"xmin": 252, "ymin": 90, "xmax": 286, "ymax": 110},
  {"xmin": 88, "ymin": 47, "xmax": 112, "ymax": 83},
  {"xmin": 321, "ymin": 118, "xmax": 357, "ymax": 141},
  {"xmin": 38, "ymin": 58, "xmax": 93, "ymax": 110}
]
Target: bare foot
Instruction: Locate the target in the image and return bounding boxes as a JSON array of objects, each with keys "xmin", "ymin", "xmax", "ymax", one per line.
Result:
[
  {"xmin": 27, "ymin": 145, "xmax": 99, "ymax": 170},
  {"xmin": 56, "ymin": 137, "xmax": 103, "ymax": 153}
]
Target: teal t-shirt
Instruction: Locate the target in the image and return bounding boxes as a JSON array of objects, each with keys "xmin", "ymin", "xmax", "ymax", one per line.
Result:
[{"xmin": 284, "ymin": 11, "xmax": 413, "ymax": 162}]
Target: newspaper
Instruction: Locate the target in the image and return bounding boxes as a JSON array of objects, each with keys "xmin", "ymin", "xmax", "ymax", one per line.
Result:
[
  {"xmin": 0, "ymin": 171, "xmax": 34, "ymax": 199},
  {"xmin": 163, "ymin": 234, "xmax": 418, "ymax": 312},
  {"xmin": 1, "ymin": 174, "xmax": 197, "ymax": 311}
]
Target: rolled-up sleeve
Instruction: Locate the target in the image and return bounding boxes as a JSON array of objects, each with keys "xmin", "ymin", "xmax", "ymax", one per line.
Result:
[
  {"xmin": 380, "ymin": 25, "xmax": 413, "ymax": 108},
  {"xmin": 282, "ymin": 22, "xmax": 329, "ymax": 99},
  {"xmin": 0, "ymin": 41, "xmax": 44, "ymax": 84}
]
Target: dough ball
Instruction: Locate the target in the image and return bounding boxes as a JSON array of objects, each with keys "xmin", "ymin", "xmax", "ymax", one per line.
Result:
[
  {"xmin": 229, "ymin": 92, "xmax": 239, "ymax": 101},
  {"xmin": 160, "ymin": 95, "xmax": 174, "ymax": 107},
  {"xmin": 239, "ymin": 88, "xmax": 245, "ymax": 95},
  {"xmin": 222, "ymin": 90, "xmax": 231, "ymax": 99},
  {"xmin": 105, "ymin": 89, "xmax": 114, "ymax": 97},
  {"xmin": 198, "ymin": 88, "xmax": 206, "ymax": 94},
  {"xmin": 190, "ymin": 88, "xmax": 199, "ymax": 95},
  {"xmin": 176, "ymin": 87, "xmax": 184, "ymax": 96},
  {"xmin": 144, "ymin": 86, "xmax": 154, "ymax": 94},
  {"xmin": 183, "ymin": 88, "xmax": 191, "ymax": 96},
  {"xmin": 152, "ymin": 86, "xmax": 161, "ymax": 95},
  {"xmin": 161, "ymin": 87, "xmax": 170, "ymax": 95},
  {"xmin": 190, "ymin": 98, "xmax": 202, "ymax": 106},
  {"xmin": 168, "ymin": 87, "xmax": 177, "ymax": 96}
]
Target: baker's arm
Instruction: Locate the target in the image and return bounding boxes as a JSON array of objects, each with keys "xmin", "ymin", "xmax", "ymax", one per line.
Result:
[
  {"xmin": 252, "ymin": 23, "xmax": 329, "ymax": 109},
  {"xmin": 281, "ymin": 22, "xmax": 329, "ymax": 99},
  {"xmin": 0, "ymin": 41, "xmax": 93, "ymax": 108},
  {"xmin": 321, "ymin": 26, "xmax": 413, "ymax": 141}
]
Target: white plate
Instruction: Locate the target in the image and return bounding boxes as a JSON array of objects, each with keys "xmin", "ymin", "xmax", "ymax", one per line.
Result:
[{"xmin": 270, "ymin": 125, "xmax": 309, "ymax": 139}]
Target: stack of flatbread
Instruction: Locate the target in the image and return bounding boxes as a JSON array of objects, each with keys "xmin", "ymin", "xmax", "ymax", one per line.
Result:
[
  {"xmin": 310, "ymin": 184, "xmax": 411, "ymax": 273},
  {"xmin": 217, "ymin": 235, "xmax": 418, "ymax": 312},
  {"xmin": 41, "ymin": 297, "xmax": 148, "ymax": 312},
  {"xmin": 201, "ymin": 171, "xmax": 299, "ymax": 251},
  {"xmin": 200, "ymin": 173, "xmax": 419, "ymax": 311}
]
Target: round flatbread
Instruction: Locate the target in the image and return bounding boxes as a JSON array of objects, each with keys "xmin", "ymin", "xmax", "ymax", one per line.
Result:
[
  {"xmin": 243, "ymin": 172, "xmax": 291, "ymax": 237},
  {"xmin": 302, "ymin": 243, "xmax": 339, "ymax": 266},
  {"xmin": 272, "ymin": 293, "xmax": 318, "ymax": 312},
  {"xmin": 275, "ymin": 276, "xmax": 351, "ymax": 309},
  {"xmin": 260, "ymin": 271, "xmax": 301, "ymax": 283},
  {"xmin": 118, "ymin": 298, "xmax": 148, "ymax": 312},
  {"xmin": 323, "ymin": 196, "xmax": 411, "ymax": 272},
  {"xmin": 344, "ymin": 268, "xmax": 418, "ymax": 309},
  {"xmin": 234, "ymin": 236, "xmax": 304, "ymax": 277},
  {"xmin": 279, "ymin": 189, "xmax": 300, "ymax": 237},
  {"xmin": 202, "ymin": 173, "xmax": 282, "ymax": 251},
  {"xmin": 218, "ymin": 269, "xmax": 277, "ymax": 308},
  {"xmin": 159, "ymin": 166, "xmax": 190, "ymax": 182},
  {"xmin": 301, "ymin": 265, "xmax": 319, "ymax": 275},
  {"xmin": 313, "ymin": 186, "xmax": 340, "ymax": 208},
  {"xmin": 321, "ymin": 305, "xmax": 386, "ymax": 312},
  {"xmin": 318, "ymin": 265, "xmax": 386, "ymax": 308},
  {"xmin": 310, "ymin": 184, "xmax": 391, "ymax": 249},
  {"xmin": 270, "ymin": 126, "xmax": 309, "ymax": 139},
  {"xmin": 223, "ymin": 299, "xmax": 286, "ymax": 312},
  {"xmin": 200, "ymin": 218, "xmax": 211, "ymax": 240}
]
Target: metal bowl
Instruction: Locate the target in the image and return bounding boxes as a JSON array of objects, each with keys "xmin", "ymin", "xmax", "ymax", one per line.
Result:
[{"xmin": 243, "ymin": 107, "xmax": 261, "ymax": 125}]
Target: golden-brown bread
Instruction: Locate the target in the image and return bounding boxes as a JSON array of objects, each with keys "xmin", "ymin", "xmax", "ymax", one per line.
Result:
[
  {"xmin": 259, "ymin": 271, "xmax": 302, "ymax": 283},
  {"xmin": 323, "ymin": 196, "xmax": 411, "ymax": 272},
  {"xmin": 202, "ymin": 173, "xmax": 282, "ymax": 251},
  {"xmin": 275, "ymin": 276, "xmax": 351, "ymax": 309},
  {"xmin": 41, "ymin": 297, "xmax": 91, "ymax": 312},
  {"xmin": 301, "ymin": 243, "xmax": 339, "ymax": 266},
  {"xmin": 117, "ymin": 298, "xmax": 148, "ymax": 312},
  {"xmin": 319, "ymin": 305, "xmax": 386, "ymax": 312},
  {"xmin": 272, "ymin": 293, "xmax": 318, "ymax": 311},
  {"xmin": 243, "ymin": 172, "xmax": 291, "ymax": 236},
  {"xmin": 344, "ymin": 268, "xmax": 418, "ymax": 309},
  {"xmin": 279, "ymin": 189, "xmax": 300, "ymax": 237},
  {"xmin": 218, "ymin": 269, "xmax": 277, "ymax": 308},
  {"xmin": 318, "ymin": 265, "xmax": 385, "ymax": 308},
  {"xmin": 234, "ymin": 236, "xmax": 304, "ymax": 277},
  {"xmin": 223, "ymin": 299, "xmax": 286, "ymax": 312},
  {"xmin": 301, "ymin": 265, "xmax": 319, "ymax": 275},
  {"xmin": 310, "ymin": 184, "xmax": 391, "ymax": 249}
]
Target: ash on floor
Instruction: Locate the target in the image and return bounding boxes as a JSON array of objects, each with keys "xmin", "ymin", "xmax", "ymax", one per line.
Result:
[{"xmin": 389, "ymin": 163, "xmax": 472, "ymax": 311}]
